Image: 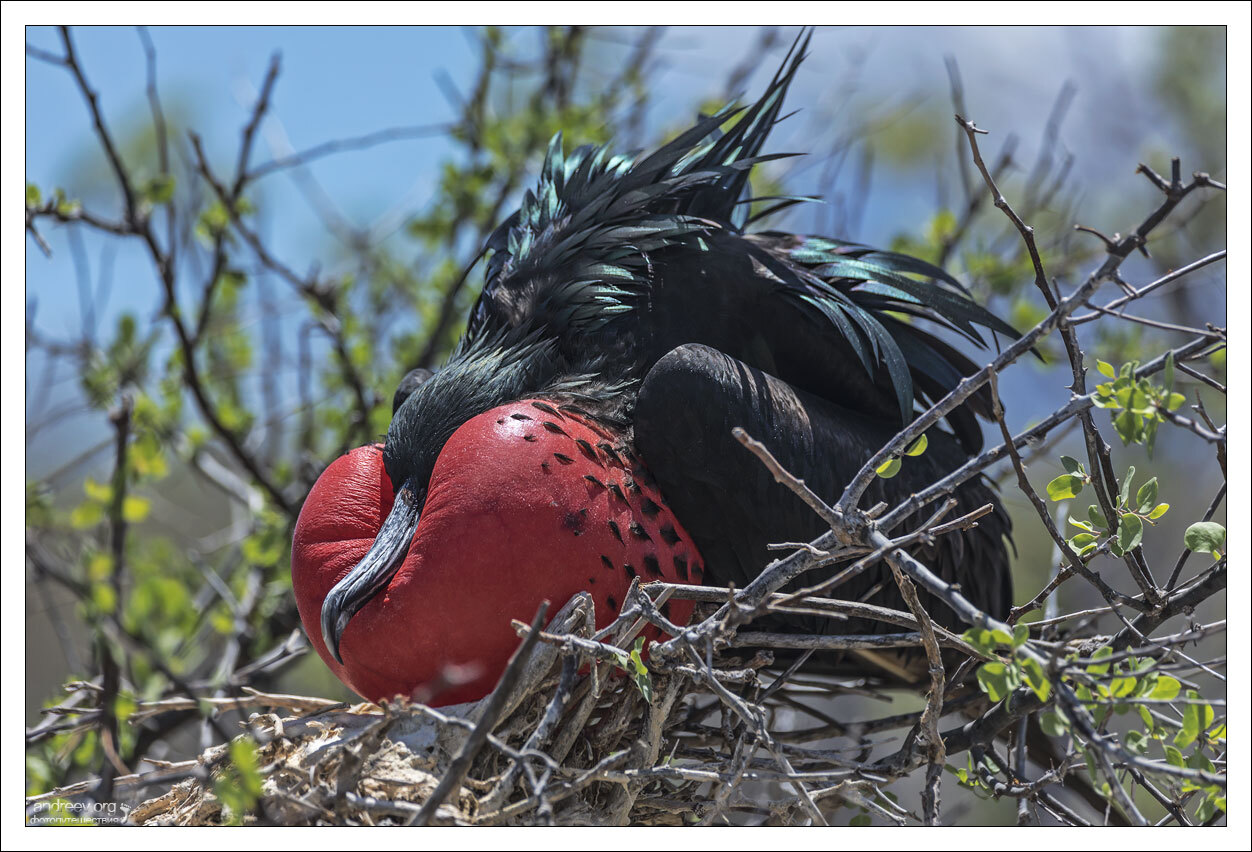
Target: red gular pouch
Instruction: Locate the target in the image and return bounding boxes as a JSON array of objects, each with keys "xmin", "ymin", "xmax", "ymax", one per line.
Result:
[{"xmin": 291, "ymin": 400, "xmax": 704, "ymax": 706}]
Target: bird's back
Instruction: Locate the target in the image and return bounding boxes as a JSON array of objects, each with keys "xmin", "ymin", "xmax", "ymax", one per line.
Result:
[{"xmin": 453, "ymin": 32, "xmax": 1016, "ymax": 640}]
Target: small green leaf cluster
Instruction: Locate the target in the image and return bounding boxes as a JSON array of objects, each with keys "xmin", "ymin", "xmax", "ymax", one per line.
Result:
[
  {"xmin": 963, "ymin": 625, "xmax": 1050, "ymax": 703},
  {"xmin": 1010, "ymin": 646, "xmax": 1224, "ymax": 820},
  {"xmin": 611, "ymin": 637, "xmax": 653, "ymax": 704},
  {"xmin": 81, "ymin": 314, "xmax": 158, "ymax": 409},
  {"xmin": 1091, "ymin": 354, "xmax": 1185, "ymax": 454},
  {"xmin": 947, "ymin": 753, "xmax": 1002, "ymax": 799},
  {"xmin": 875, "ymin": 434, "xmax": 928, "ymax": 479},
  {"xmin": 194, "ymin": 197, "xmax": 255, "ymax": 245},
  {"xmin": 1048, "ymin": 460, "xmax": 1169, "ymax": 558},
  {"xmin": 25, "ymin": 182, "xmax": 83, "ymax": 216},
  {"xmin": 139, "ymin": 174, "xmax": 176, "ymax": 206}
]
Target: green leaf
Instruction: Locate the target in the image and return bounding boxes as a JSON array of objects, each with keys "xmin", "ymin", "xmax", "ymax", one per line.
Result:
[
  {"xmin": 83, "ymin": 477, "xmax": 112, "ymax": 503},
  {"xmin": 70, "ymin": 501, "xmax": 104, "ymax": 529},
  {"xmin": 849, "ymin": 814, "xmax": 872, "ymax": 827},
  {"xmin": 1164, "ymin": 745, "xmax": 1185, "ymax": 767},
  {"xmin": 1086, "ymin": 646, "xmax": 1114, "ymax": 676},
  {"xmin": 629, "ymin": 636, "xmax": 653, "ymax": 703},
  {"xmin": 1118, "ymin": 513, "xmax": 1144, "ymax": 552},
  {"xmin": 1096, "ymin": 360, "xmax": 1116, "ymax": 378},
  {"xmin": 1148, "ymin": 503, "xmax": 1170, "ymax": 520},
  {"xmin": 1092, "ymin": 390, "xmax": 1120, "ymax": 409},
  {"xmin": 1039, "ymin": 710, "xmax": 1069, "ymax": 737},
  {"xmin": 1124, "ymin": 730, "xmax": 1148, "ymax": 755},
  {"xmin": 1068, "ymin": 518, "xmax": 1096, "ymax": 533},
  {"xmin": 121, "ymin": 495, "xmax": 150, "ymax": 523},
  {"xmin": 1068, "ymin": 533, "xmax": 1097, "ymax": 549},
  {"xmin": 87, "ymin": 552, "xmax": 113, "ymax": 581},
  {"xmin": 1150, "ymin": 675, "xmax": 1181, "ymax": 701},
  {"xmin": 875, "ymin": 457, "xmax": 901, "ymax": 479},
  {"xmin": 1060, "ymin": 455, "xmax": 1083, "ymax": 474},
  {"xmin": 141, "ymin": 174, "xmax": 176, "ymax": 204},
  {"xmin": 1162, "ymin": 351, "xmax": 1175, "ymax": 393},
  {"xmin": 990, "ymin": 629, "xmax": 1015, "ymax": 646},
  {"xmin": 91, "ymin": 582, "xmax": 117, "ymax": 614},
  {"xmin": 1174, "ymin": 689, "xmax": 1211, "ymax": 749},
  {"xmin": 1012, "ymin": 624, "xmax": 1030, "ymax": 648},
  {"xmin": 904, "ymin": 434, "xmax": 928, "ymax": 457},
  {"xmin": 1133, "ymin": 670, "xmax": 1158, "ymax": 697},
  {"xmin": 1021, "ymin": 656, "xmax": 1051, "ymax": 701},
  {"xmin": 1088, "ymin": 505, "xmax": 1108, "ymax": 528},
  {"xmin": 1166, "ymin": 392, "xmax": 1186, "ymax": 411},
  {"xmin": 1118, "ymin": 466, "xmax": 1136, "ymax": 507},
  {"xmin": 1046, "ymin": 474, "xmax": 1084, "ymax": 501},
  {"xmin": 1183, "ymin": 522, "xmax": 1226, "ymax": 558},
  {"xmin": 962, "ymin": 628, "xmax": 997, "ymax": 656},
  {"xmin": 976, "ymin": 661, "xmax": 1017, "ymax": 702},
  {"xmin": 1135, "ymin": 478, "xmax": 1158, "ymax": 512},
  {"xmin": 1144, "ymin": 416, "xmax": 1160, "ymax": 458},
  {"xmin": 1113, "ymin": 409, "xmax": 1139, "ymax": 445},
  {"xmin": 1109, "ymin": 675, "xmax": 1138, "ymax": 698},
  {"xmin": 26, "ymin": 182, "xmax": 42, "ymax": 206},
  {"xmin": 1186, "ymin": 750, "xmax": 1215, "ymax": 774}
]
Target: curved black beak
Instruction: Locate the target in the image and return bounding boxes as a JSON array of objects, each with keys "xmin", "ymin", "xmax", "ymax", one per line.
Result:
[{"xmin": 320, "ymin": 482, "xmax": 422, "ymax": 664}]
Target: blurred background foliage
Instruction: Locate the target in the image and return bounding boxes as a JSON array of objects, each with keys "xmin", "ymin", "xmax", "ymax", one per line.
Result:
[{"xmin": 25, "ymin": 25, "xmax": 1226, "ymax": 824}]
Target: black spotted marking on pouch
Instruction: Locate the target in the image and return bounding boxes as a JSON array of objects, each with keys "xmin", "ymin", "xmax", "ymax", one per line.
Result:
[
  {"xmin": 600, "ymin": 555, "xmax": 614, "ymax": 571},
  {"xmin": 623, "ymin": 563, "xmax": 636, "ymax": 579},
  {"xmin": 639, "ymin": 497, "xmax": 660, "ymax": 517},
  {"xmin": 541, "ymin": 461, "xmax": 551, "ymax": 473},
  {"xmin": 691, "ymin": 562, "xmax": 704, "ymax": 581},
  {"xmin": 659, "ymin": 524, "xmax": 681, "ymax": 546},
  {"xmin": 531, "ymin": 400, "xmax": 563, "ymax": 418},
  {"xmin": 563, "ymin": 511, "xmax": 585, "ymax": 535},
  {"xmin": 607, "ymin": 482, "xmax": 628, "ymax": 504},
  {"xmin": 588, "ymin": 576, "xmax": 596, "ymax": 585},
  {"xmin": 543, "ymin": 421, "xmax": 568, "ymax": 437},
  {"xmin": 643, "ymin": 554, "xmax": 662, "ymax": 578},
  {"xmin": 574, "ymin": 438, "xmax": 599, "ymax": 463},
  {"xmin": 673, "ymin": 555, "xmax": 689, "ymax": 581},
  {"xmin": 597, "ymin": 443, "xmax": 625, "ymax": 466},
  {"xmin": 496, "ymin": 418, "xmax": 505, "ymax": 425},
  {"xmin": 523, "ymin": 434, "xmax": 538, "ymax": 442},
  {"xmin": 607, "ymin": 595, "xmax": 618, "ymax": 612},
  {"xmin": 553, "ymin": 452, "xmax": 574, "ymax": 465},
  {"xmin": 629, "ymin": 521, "xmax": 651, "ymax": 542},
  {"xmin": 583, "ymin": 474, "xmax": 605, "ymax": 489},
  {"xmin": 607, "ymin": 520, "xmax": 623, "ymax": 543},
  {"xmin": 510, "ymin": 412, "xmax": 533, "ymax": 421}
]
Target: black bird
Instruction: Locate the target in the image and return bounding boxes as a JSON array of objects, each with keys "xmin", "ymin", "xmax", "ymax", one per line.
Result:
[{"xmin": 293, "ymin": 33, "xmax": 1014, "ymax": 705}]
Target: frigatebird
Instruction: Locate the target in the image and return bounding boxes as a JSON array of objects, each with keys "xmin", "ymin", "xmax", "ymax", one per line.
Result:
[{"xmin": 291, "ymin": 34, "xmax": 1015, "ymax": 706}]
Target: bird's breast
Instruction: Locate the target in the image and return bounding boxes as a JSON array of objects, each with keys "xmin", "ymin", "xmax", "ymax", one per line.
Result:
[{"xmin": 292, "ymin": 400, "xmax": 703, "ymax": 706}]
